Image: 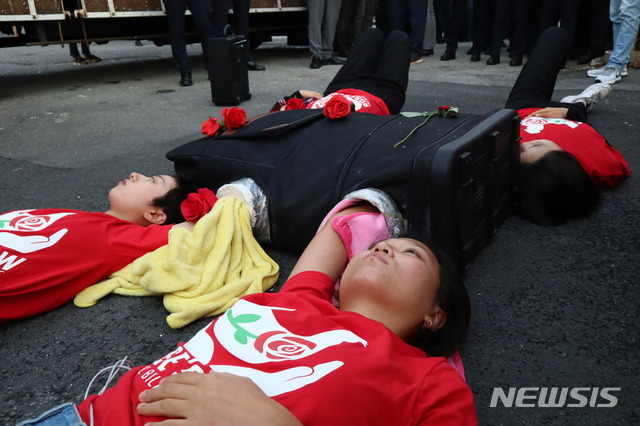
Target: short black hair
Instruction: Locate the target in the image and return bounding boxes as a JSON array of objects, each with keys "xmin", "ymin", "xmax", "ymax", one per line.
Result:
[
  {"xmin": 152, "ymin": 175, "xmax": 196, "ymax": 224},
  {"xmin": 518, "ymin": 151, "xmax": 600, "ymax": 225},
  {"xmin": 405, "ymin": 239, "xmax": 471, "ymax": 358}
]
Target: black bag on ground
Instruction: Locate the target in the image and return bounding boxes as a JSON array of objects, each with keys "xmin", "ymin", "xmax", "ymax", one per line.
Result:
[
  {"xmin": 166, "ymin": 108, "xmax": 521, "ymax": 269},
  {"xmin": 207, "ymin": 35, "xmax": 251, "ymax": 106}
]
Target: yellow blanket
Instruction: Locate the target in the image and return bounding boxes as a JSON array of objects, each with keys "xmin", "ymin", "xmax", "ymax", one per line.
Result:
[{"xmin": 74, "ymin": 197, "xmax": 279, "ymax": 329}]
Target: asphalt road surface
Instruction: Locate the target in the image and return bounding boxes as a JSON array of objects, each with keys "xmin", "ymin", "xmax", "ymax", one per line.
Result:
[{"xmin": 1, "ymin": 37, "xmax": 639, "ymax": 425}]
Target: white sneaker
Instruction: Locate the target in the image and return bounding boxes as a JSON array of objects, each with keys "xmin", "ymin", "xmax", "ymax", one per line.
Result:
[
  {"xmin": 586, "ymin": 66, "xmax": 628, "ymax": 78},
  {"xmin": 560, "ymin": 82, "xmax": 612, "ymax": 110}
]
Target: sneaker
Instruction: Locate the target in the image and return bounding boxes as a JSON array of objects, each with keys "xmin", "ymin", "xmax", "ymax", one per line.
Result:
[
  {"xmin": 410, "ymin": 52, "xmax": 423, "ymax": 64},
  {"xmin": 560, "ymin": 82, "xmax": 612, "ymax": 110},
  {"xmin": 595, "ymin": 67, "xmax": 622, "ymax": 84},
  {"xmin": 587, "ymin": 65, "xmax": 628, "ymax": 79},
  {"xmin": 216, "ymin": 177, "xmax": 270, "ymax": 243}
]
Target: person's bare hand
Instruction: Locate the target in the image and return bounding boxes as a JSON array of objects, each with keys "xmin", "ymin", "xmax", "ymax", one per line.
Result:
[
  {"xmin": 298, "ymin": 90, "xmax": 322, "ymax": 99},
  {"xmin": 525, "ymin": 107, "xmax": 569, "ymax": 119},
  {"xmin": 136, "ymin": 371, "xmax": 302, "ymax": 426}
]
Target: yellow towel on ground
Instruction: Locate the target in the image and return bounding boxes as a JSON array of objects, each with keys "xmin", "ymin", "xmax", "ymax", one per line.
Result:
[{"xmin": 74, "ymin": 196, "xmax": 279, "ymax": 329}]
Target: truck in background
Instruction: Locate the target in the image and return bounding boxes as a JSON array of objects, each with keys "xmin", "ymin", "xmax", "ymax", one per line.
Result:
[{"xmin": 0, "ymin": 0, "xmax": 307, "ymax": 48}]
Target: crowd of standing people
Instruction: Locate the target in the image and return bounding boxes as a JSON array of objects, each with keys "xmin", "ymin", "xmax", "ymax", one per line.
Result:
[{"xmin": 65, "ymin": 0, "xmax": 638, "ymax": 87}]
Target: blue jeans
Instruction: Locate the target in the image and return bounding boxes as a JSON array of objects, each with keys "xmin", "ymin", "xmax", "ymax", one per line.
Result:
[
  {"xmin": 607, "ymin": 0, "xmax": 640, "ymax": 68},
  {"xmin": 18, "ymin": 403, "xmax": 85, "ymax": 426}
]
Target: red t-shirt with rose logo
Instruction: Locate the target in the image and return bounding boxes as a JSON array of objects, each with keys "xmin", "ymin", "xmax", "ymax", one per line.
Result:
[
  {"xmin": 518, "ymin": 108, "xmax": 631, "ymax": 188},
  {"xmin": 77, "ymin": 271, "xmax": 476, "ymax": 426},
  {"xmin": 0, "ymin": 209, "xmax": 170, "ymax": 323},
  {"xmin": 306, "ymin": 89, "xmax": 390, "ymax": 115}
]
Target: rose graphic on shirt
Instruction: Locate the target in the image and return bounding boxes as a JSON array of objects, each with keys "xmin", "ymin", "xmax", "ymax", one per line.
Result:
[
  {"xmin": 522, "ymin": 116, "xmax": 579, "ymax": 135},
  {"xmin": 9, "ymin": 214, "xmax": 52, "ymax": 231},
  {"xmin": 0, "ymin": 210, "xmax": 74, "ymax": 254},
  {"xmin": 254, "ymin": 331, "xmax": 318, "ymax": 360}
]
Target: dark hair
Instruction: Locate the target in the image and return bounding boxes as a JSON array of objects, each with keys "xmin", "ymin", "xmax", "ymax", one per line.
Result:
[
  {"xmin": 405, "ymin": 239, "xmax": 471, "ymax": 358},
  {"xmin": 152, "ymin": 175, "xmax": 196, "ymax": 224},
  {"xmin": 518, "ymin": 151, "xmax": 600, "ymax": 225}
]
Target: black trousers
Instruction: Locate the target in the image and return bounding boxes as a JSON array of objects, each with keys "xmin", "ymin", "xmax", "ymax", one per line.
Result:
[
  {"xmin": 505, "ymin": 27, "xmax": 588, "ymax": 123},
  {"xmin": 389, "ymin": 0, "xmax": 429, "ymax": 54},
  {"xmin": 324, "ymin": 28, "xmax": 411, "ymax": 115},
  {"xmin": 164, "ymin": 0, "xmax": 216, "ymax": 72}
]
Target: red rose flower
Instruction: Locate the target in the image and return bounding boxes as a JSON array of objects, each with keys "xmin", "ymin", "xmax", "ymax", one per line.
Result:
[
  {"xmin": 285, "ymin": 98, "xmax": 305, "ymax": 110},
  {"xmin": 438, "ymin": 105, "xmax": 459, "ymax": 117},
  {"xmin": 202, "ymin": 117, "xmax": 222, "ymax": 138},
  {"xmin": 323, "ymin": 95, "xmax": 352, "ymax": 119},
  {"xmin": 180, "ymin": 188, "xmax": 218, "ymax": 222},
  {"xmin": 221, "ymin": 107, "xmax": 247, "ymax": 130}
]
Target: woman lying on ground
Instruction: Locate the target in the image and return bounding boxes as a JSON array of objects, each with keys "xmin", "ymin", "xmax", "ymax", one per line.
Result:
[
  {"xmin": 271, "ymin": 27, "xmax": 411, "ymax": 115},
  {"xmin": 0, "ymin": 172, "xmax": 197, "ymax": 323},
  {"xmin": 507, "ymin": 26, "xmax": 631, "ymax": 225},
  {"xmin": 20, "ymin": 192, "xmax": 476, "ymax": 425}
]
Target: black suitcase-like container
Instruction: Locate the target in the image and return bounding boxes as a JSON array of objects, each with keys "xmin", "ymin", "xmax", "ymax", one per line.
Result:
[
  {"xmin": 207, "ymin": 35, "xmax": 251, "ymax": 106},
  {"xmin": 166, "ymin": 108, "xmax": 521, "ymax": 269}
]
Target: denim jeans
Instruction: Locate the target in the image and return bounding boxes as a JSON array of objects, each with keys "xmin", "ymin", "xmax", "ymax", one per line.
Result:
[
  {"xmin": 608, "ymin": 0, "xmax": 640, "ymax": 68},
  {"xmin": 17, "ymin": 403, "xmax": 85, "ymax": 426}
]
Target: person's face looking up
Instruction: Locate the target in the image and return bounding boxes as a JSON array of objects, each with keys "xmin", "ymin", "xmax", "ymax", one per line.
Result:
[
  {"xmin": 520, "ymin": 139, "xmax": 563, "ymax": 163},
  {"xmin": 339, "ymin": 238, "xmax": 442, "ymax": 335},
  {"xmin": 108, "ymin": 172, "xmax": 177, "ymax": 225}
]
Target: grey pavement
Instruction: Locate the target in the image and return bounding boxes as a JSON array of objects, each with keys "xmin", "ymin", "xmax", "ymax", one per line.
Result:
[{"xmin": 1, "ymin": 38, "xmax": 639, "ymax": 425}]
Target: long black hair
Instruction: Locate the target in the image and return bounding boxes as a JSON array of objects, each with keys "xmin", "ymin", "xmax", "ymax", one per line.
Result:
[
  {"xmin": 152, "ymin": 175, "xmax": 196, "ymax": 224},
  {"xmin": 519, "ymin": 151, "xmax": 600, "ymax": 225}
]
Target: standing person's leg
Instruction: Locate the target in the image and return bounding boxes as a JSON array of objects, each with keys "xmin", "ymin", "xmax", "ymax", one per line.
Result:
[
  {"xmin": 423, "ymin": 0, "xmax": 437, "ymax": 54},
  {"xmin": 587, "ymin": 0, "xmax": 610, "ymax": 59},
  {"xmin": 508, "ymin": 0, "xmax": 531, "ymax": 65},
  {"xmin": 164, "ymin": 0, "xmax": 191, "ymax": 75},
  {"xmin": 504, "ymin": 27, "xmax": 588, "ymax": 121},
  {"xmin": 231, "ymin": 0, "xmax": 265, "ymax": 69},
  {"xmin": 487, "ymin": 0, "xmax": 507, "ymax": 64},
  {"xmin": 408, "ymin": 0, "xmax": 429, "ymax": 54},
  {"xmin": 334, "ymin": 0, "xmax": 358, "ymax": 56},
  {"xmin": 186, "ymin": 0, "xmax": 216, "ymax": 68},
  {"xmin": 324, "ymin": 27, "xmax": 385, "ymax": 94},
  {"xmin": 469, "ymin": 0, "xmax": 490, "ymax": 60},
  {"xmin": 308, "ymin": 0, "xmax": 325, "ymax": 64},
  {"xmin": 211, "ymin": 0, "xmax": 231, "ymax": 36},
  {"xmin": 320, "ymin": 0, "xmax": 343, "ymax": 62},
  {"xmin": 441, "ymin": 0, "xmax": 465, "ymax": 59},
  {"xmin": 607, "ymin": 0, "xmax": 640, "ymax": 69}
]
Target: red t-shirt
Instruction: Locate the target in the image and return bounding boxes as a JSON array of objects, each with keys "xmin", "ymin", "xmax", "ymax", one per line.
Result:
[
  {"xmin": 78, "ymin": 271, "xmax": 477, "ymax": 425},
  {"xmin": 518, "ymin": 108, "xmax": 631, "ymax": 188},
  {"xmin": 307, "ymin": 88, "xmax": 391, "ymax": 115},
  {"xmin": 0, "ymin": 209, "xmax": 170, "ymax": 322}
]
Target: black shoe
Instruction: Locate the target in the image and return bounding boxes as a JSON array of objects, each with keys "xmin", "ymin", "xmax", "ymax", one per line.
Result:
[
  {"xmin": 486, "ymin": 56, "xmax": 500, "ymax": 65},
  {"xmin": 247, "ymin": 60, "xmax": 266, "ymax": 71},
  {"xmin": 440, "ymin": 50, "xmax": 456, "ymax": 61},
  {"xmin": 410, "ymin": 51, "xmax": 423, "ymax": 64},
  {"xmin": 578, "ymin": 50, "xmax": 605, "ymax": 65},
  {"xmin": 310, "ymin": 55, "xmax": 322, "ymax": 69},
  {"xmin": 470, "ymin": 51, "xmax": 481, "ymax": 62},
  {"xmin": 179, "ymin": 71, "xmax": 192, "ymax": 86},
  {"xmin": 422, "ymin": 48, "xmax": 434, "ymax": 56},
  {"xmin": 322, "ymin": 55, "xmax": 346, "ymax": 65},
  {"xmin": 509, "ymin": 56, "xmax": 522, "ymax": 66}
]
